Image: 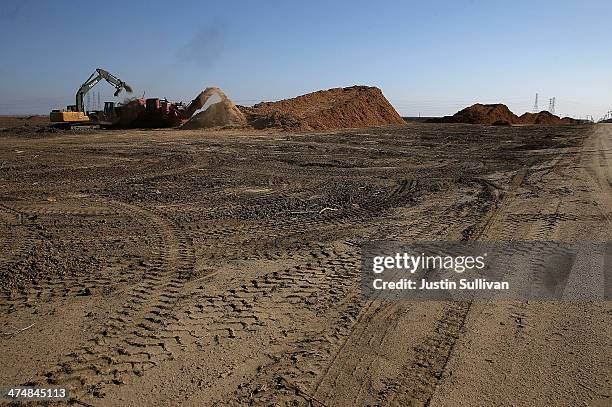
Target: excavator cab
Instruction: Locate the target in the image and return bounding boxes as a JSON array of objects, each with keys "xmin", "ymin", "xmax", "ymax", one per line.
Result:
[{"xmin": 104, "ymin": 102, "xmax": 115, "ymax": 115}]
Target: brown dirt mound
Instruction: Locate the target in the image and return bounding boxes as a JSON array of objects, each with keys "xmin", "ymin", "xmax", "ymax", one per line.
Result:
[
  {"xmin": 518, "ymin": 112, "xmax": 539, "ymax": 125},
  {"xmin": 519, "ymin": 111, "xmax": 577, "ymax": 125},
  {"xmin": 182, "ymin": 87, "xmax": 246, "ymax": 129},
  {"xmin": 428, "ymin": 104, "xmax": 578, "ymax": 125},
  {"xmin": 428, "ymin": 103, "xmax": 519, "ymax": 125},
  {"xmin": 238, "ymin": 86, "xmax": 404, "ymax": 131}
]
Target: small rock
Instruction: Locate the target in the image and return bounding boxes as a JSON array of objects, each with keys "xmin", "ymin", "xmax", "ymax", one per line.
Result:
[{"xmin": 77, "ymin": 287, "xmax": 93, "ymax": 296}]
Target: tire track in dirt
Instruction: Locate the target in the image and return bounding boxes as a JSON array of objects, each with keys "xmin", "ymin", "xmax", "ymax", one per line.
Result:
[
  {"xmin": 11, "ymin": 179, "xmax": 414, "ymax": 403},
  {"xmin": 401, "ymin": 137, "xmax": 594, "ymax": 407},
  {"xmin": 172, "ymin": 179, "xmax": 417, "ymax": 343},
  {"xmin": 189, "ymin": 179, "xmax": 420, "ymax": 263},
  {"xmin": 0, "ymin": 201, "xmax": 143, "ymax": 314},
  {"xmin": 0, "ymin": 208, "xmax": 29, "ymax": 276},
  {"xmin": 227, "ymin": 196, "xmax": 471, "ymax": 406},
  {"xmin": 6, "ymin": 203, "xmax": 118, "ymax": 217},
  {"xmin": 0, "ymin": 203, "xmax": 23, "ymax": 225},
  {"xmin": 584, "ymin": 125, "xmax": 612, "ymax": 226},
  {"xmin": 411, "ymin": 154, "xmax": 577, "ymax": 405},
  {"xmin": 35, "ymin": 199, "xmax": 199, "ymax": 402},
  {"xmin": 309, "ymin": 163, "xmax": 536, "ymax": 407},
  {"xmin": 390, "ymin": 220, "xmax": 564, "ymax": 407},
  {"xmin": 3, "ymin": 125, "xmax": 597, "ymax": 406},
  {"xmin": 424, "ymin": 128, "xmax": 611, "ymax": 407},
  {"xmin": 89, "ymin": 179, "xmax": 422, "ymax": 405},
  {"xmin": 166, "ymin": 245, "xmax": 362, "ymax": 350},
  {"xmin": 0, "ymin": 210, "xmax": 68, "ymax": 310},
  {"xmin": 0, "ymin": 204, "xmax": 32, "ymax": 271}
]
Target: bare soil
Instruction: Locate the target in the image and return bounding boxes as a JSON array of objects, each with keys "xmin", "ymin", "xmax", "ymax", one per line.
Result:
[
  {"xmin": 0, "ymin": 122, "xmax": 610, "ymax": 406},
  {"xmin": 0, "ymin": 115, "xmax": 50, "ymax": 130}
]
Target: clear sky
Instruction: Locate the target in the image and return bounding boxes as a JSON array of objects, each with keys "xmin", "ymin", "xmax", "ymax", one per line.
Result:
[{"xmin": 1, "ymin": 0, "xmax": 610, "ymax": 119}]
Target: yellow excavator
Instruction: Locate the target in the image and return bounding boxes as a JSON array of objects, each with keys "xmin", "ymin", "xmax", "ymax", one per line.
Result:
[{"xmin": 50, "ymin": 68, "xmax": 132, "ymax": 124}]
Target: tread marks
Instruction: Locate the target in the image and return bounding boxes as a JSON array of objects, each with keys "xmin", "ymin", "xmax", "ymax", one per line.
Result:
[
  {"xmin": 168, "ymin": 246, "xmax": 361, "ymax": 349},
  {"xmin": 0, "ymin": 201, "xmax": 152, "ymax": 314},
  {"xmin": 230, "ymin": 203, "xmax": 469, "ymax": 405},
  {"xmin": 190, "ymin": 179, "xmax": 419, "ymax": 263},
  {"xmin": 40, "ymin": 200, "xmax": 197, "ymax": 401},
  {"xmin": 309, "ymin": 167, "xmax": 532, "ymax": 407},
  {"xmin": 397, "ymin": 147, "xmax": 583, "ymax": 406}
]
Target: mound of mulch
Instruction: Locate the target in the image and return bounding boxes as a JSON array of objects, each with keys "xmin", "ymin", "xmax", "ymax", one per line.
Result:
[
  {"xmin": 428, "ymin": 103, "xmax": 578, "ymax": 125},
  {"xmin": 238, "ymin": 86, "xmax": 405, "ymax": 131},
  {"xmin": 182, "ymin": 87, "xmax": 247, "ymax": 129},
  {"xmin": 427, "ymin": 104, "xmax": 519, "ymax": 125},
  {"xmin": 519, "ymin": 111, "xmax": 577, "ymax": 125}
]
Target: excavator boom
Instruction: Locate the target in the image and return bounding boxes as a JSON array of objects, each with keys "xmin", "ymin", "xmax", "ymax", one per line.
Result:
[
  {"xmin": 75, "ymin": 68, "xmax": 132, "ymax": 112},
  {"xmin": 51, "ymin": 68, "xmax": 132, "ymax": 124}
]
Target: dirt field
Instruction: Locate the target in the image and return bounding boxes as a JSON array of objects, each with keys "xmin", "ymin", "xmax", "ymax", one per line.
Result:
[
  {"xmin": 0, "ymin": 115, "xmax": 50, "ymax": 130},
  {"xmin": 0, "ymin": 123, "xmax": 610, "ymax": 406}
]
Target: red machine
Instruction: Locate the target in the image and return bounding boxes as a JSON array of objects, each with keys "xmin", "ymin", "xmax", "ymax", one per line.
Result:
[
  {"xmin": 92, "ymin": 97, "xmax": 199, "ymax": 128},
  {"xmin": 88, "ymin": 88, "xmax": 218, "ymax": 129}
]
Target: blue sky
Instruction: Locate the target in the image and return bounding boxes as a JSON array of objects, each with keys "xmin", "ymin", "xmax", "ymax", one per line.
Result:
[{"xmin": 0, "ymin": 0, "xmax": 610, "ymax": 119}]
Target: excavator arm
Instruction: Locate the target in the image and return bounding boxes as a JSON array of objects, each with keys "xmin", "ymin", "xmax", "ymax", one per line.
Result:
[{"xmin": 75, "ymin": 68, "xmax": 132, "ymax": 112}]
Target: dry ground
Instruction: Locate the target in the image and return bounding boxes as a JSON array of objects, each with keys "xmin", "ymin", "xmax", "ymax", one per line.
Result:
[
  {"xmin": 0, "ymin": 115, "xmax": 50, "ymax": 130},
  {"xmin": 0, "ymin": 123, "xmax": 610, "ymax": 406}
]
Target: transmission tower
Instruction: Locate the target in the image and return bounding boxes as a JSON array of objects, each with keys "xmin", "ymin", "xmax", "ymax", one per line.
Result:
[
  {"xmin": 97, "ymin": 92, "xmax": 101, "ymax": 111},
  {"xmin": 548, "ymin": 97, "xmax": 556, "ymax": 115},
  {"xmin": 552, "ymin": 97, "xmax": 556, "ymax": 115},
  {"xmin": 533, "ymin": 93, "xmax": 539, "ymax": 112}
]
